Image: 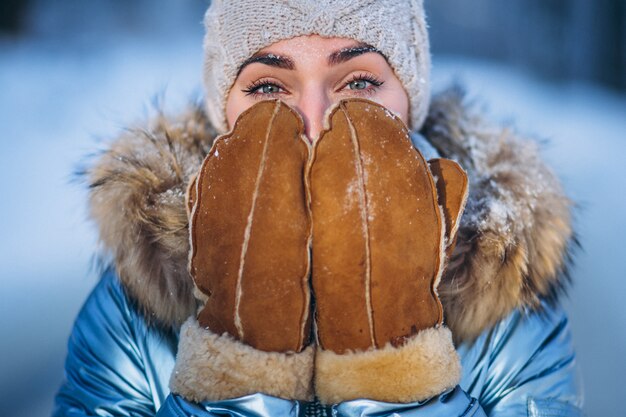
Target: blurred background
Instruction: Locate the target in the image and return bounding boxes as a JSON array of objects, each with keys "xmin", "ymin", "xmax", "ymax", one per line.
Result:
[{"xmin": 0, "ymin": 1, "xmax": 624, "ymax": 416}]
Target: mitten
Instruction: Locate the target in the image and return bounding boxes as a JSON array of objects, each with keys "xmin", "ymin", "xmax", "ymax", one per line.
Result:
[
  {"xmin": 171, "ymin": 100, "xmax": 315, "ymax": 402},
  {"xmin": 309, "ymin": 99, "xmax": 468, "ymax": 404}
]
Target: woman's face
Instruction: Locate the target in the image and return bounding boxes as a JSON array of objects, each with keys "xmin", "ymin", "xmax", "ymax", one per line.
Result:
[{"xmin": 226, "ymin": 35, "xmax": 409, "ymax": 141}]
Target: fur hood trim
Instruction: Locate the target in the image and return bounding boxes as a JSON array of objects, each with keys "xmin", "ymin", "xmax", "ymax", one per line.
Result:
[{"xmin": 86, "ymin": 88, "xmax": 574, "ymax": 342}]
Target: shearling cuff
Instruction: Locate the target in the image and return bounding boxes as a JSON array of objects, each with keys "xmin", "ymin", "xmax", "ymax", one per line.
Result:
[
  {"xmin": 170, "ymin": 317, "xmax": 315, "ymax": 402},
  {"xmin": 315, "ymin": 326, "xmax": 461, "ymax": 404}
]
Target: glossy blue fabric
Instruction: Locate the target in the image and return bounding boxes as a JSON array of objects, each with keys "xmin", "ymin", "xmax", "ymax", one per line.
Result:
[{"xmin": 52, "ymin": 270, "xmax": 583, "ymax": 417}]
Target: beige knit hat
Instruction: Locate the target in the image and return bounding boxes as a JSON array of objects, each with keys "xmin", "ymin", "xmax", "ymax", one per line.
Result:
[{"xmin": 203, "ymin": 0, "xmax": 430, "ymax": 134}]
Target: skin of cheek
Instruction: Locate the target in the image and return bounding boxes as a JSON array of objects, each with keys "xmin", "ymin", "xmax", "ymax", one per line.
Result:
[
  {"xmin": 225, "ymin": 91, "xmax": 246, "ymax": 132},
  {"xmin": 371, "ymin": 85, "xmax": 410, "ymax": 125}
]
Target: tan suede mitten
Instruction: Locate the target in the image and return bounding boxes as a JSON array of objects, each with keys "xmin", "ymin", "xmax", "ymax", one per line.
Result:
[
  {"xmin": 171, "ymin": 100, "xmax": 315, "ymax": 402},
  {"xmin": 309, "ymin": 99, "xmax": 469, "ymax": 404}
]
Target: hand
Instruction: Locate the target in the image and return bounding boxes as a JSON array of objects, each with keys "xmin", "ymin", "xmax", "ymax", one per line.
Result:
[
  {"xmin": 172, "ymin": 100, "xmax": 314, "ymax": 402},
  {"xmin": 309, "ymin": 99, "xmax": 468, "ymax": 404}
]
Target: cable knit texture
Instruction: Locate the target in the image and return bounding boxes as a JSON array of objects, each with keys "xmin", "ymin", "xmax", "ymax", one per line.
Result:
[{"xmin": 203, "ymin": 0, "xmax": 430, "ymax": 133}]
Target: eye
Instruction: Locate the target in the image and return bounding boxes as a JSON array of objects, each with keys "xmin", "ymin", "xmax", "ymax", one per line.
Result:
[
  {"xmin": 242, "ymin": 79, "xmax": 287, "ymax": 97},
  {"xmin": 347, "ymin": 79, "xmax": 370, "ymax": 90},
  {"xmin": 341, "ymin": 73, "xmax": 384, "ymax": 95},
  {"xmin": 258, "ymin": 84, "xmax": 281, "ymax": 94}
]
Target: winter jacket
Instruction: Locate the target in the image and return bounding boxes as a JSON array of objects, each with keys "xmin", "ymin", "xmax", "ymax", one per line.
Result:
[{"xmin": 52, "ymin": 88, "xmax": 583, "ymax": 417}]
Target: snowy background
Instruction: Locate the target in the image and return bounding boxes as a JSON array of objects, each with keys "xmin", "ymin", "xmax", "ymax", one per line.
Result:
[{"xmin": 0, "ymin": 1, "xmax": 625, "ymax": 416}]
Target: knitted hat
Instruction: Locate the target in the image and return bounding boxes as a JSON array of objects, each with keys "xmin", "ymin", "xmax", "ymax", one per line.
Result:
[{"xmin": 203, "ymin": 0, "xmax": 430, "ymax": 133}]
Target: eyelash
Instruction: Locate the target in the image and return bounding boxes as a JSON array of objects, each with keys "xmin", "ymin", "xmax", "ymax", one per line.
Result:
[
  {"xmin": 242, "ymin": 78, "xmax": 286, "ymax": 98},
  {"xmin": 343, "ymin": 73, "xmax": 384, "ymax": 95},
  {"xmin": 241, "ymin": 73, "xmax": 385, "ymax": 99}
]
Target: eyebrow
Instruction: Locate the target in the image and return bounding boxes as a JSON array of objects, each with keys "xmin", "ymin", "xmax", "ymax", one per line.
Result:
[
  {"xmin": 328, "ymin": 44, "xmax": 387, "ymax": 66},
  {"xmin": 236, "ymin": 43, "xmax": 387, "ymax": 76},
  {"xmin": 237, "ymin": 54, "xmax": 295, "ymax": 76}
]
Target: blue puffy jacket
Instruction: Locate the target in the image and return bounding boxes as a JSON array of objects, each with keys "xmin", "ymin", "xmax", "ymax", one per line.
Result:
[
  {"xmin": 52, "ymin": 90, "xmax": 584, "ymax": 416},
  {"xmin": 53, "ymin": 270, "xmax": 582, "ymax": 417}
]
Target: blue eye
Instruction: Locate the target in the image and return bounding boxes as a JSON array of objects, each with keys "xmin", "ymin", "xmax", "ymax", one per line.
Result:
[
  {"xmin": 259, "ymin": 84, "xmax": 281, "ymax": 94},
  {"xmin": 242, "ymin": 79, "xmax": 285, "ymax": 97},
  {"xmin": 348, "ymin": 80, "xmax": 369, "ymax": 90},
  {"xmin": 343, "ymin": 74, "xmax": 384, "ymax": 95}
]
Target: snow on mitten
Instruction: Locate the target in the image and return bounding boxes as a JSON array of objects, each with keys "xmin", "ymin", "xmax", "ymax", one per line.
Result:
[
  {"xmin": 309, "ymin": 99, "xmax": 468, "ymax": 404},
  {"xmin": 171, "ymin": 100, "xmax": 314, "ymax": 402}
]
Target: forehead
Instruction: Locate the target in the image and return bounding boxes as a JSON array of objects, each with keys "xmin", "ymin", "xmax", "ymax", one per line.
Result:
[
  {"xmin": 255, "ymin": 35, "xmax": 366, "ymax": 64},
  {"xmin": 260, "ymin": 35, "xmax": 361, "ymax": 54}
]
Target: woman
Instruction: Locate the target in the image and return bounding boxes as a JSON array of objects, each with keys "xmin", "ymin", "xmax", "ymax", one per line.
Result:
[{"xmin": 53, "ymin": 1, "xmax": 583, "ymax": 416}]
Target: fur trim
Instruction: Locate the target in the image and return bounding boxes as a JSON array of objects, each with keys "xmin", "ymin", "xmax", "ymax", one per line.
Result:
[
  {"xmin": 85, "ymin": 104, "xmax": 216, "ymax": 328},
  {"xmin": 421, "ymin": 87, "xmax": 575, "ymax": 342},
  {"xmin": 315, "ymin": 326, "xmax": 460, "ymax": 404},
  {"xmin": 85, "ymin": 87, "xmax": 575, "ymax": 343},
  {"xmin": 170, "ymin": 317, "xmax": 315, "ymax": 402}
]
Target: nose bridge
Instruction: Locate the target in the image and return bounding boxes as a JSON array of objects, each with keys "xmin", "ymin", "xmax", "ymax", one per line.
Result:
[{"xmin": 295, "ymin": 84, "xmax": 331, "ymax": 142}]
